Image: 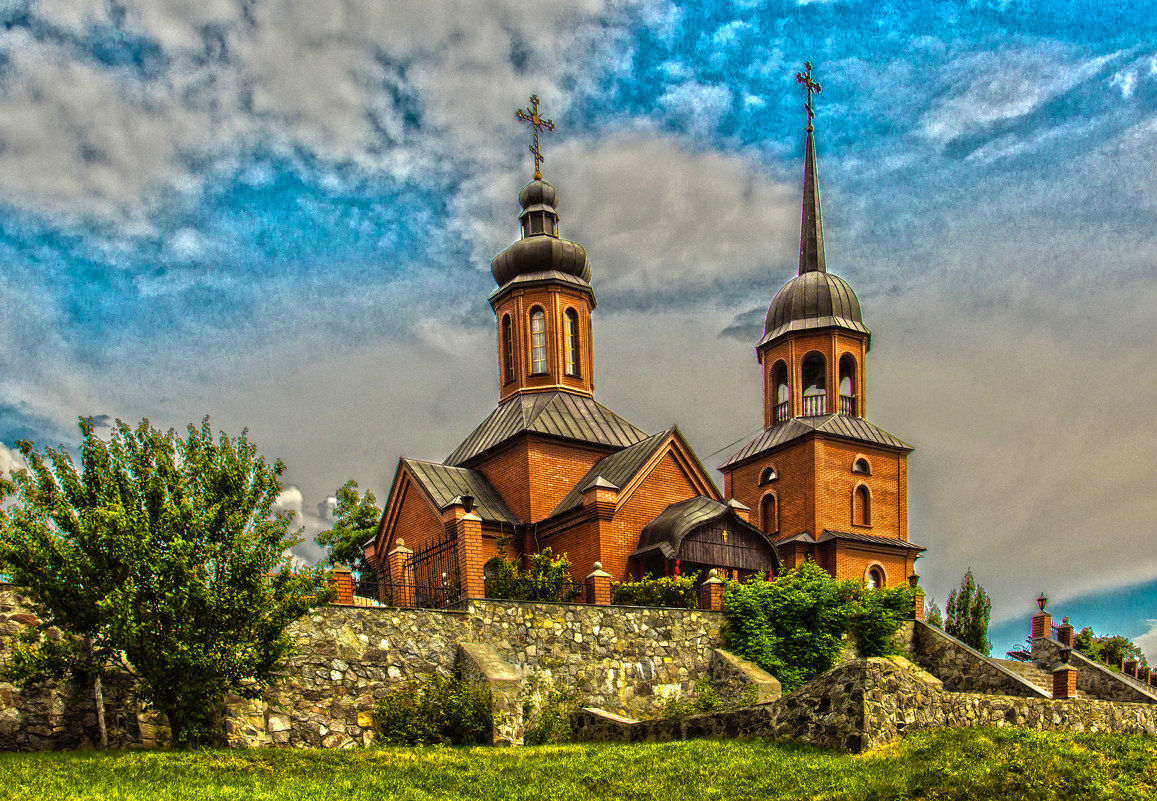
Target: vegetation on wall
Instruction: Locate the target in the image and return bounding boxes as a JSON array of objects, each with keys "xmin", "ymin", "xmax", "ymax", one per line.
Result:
[
  {"xmin": 945, "ymin": 569, "xmax": 992, "ymax": 655},
  {"xmin": 925, "ymin": 597, "xmax": 944, "ymax": 629},
  {"xmin": 315, "ymin": 479, "xmax": 381, "ymax": 582},
  {"xmin": 1074, "ymin": 627, "xmax": 1147, "ymax": 669},
  {"xmin": 0, "ymin": 416, "xmax": 333, "ymax": 747},
  {"xmin": 375, "ymin": 671, "xmax": 492, "ymax": 746},
  {"xmin": 610, "ymin": 573, "xmax": 699, "ymax": 609},
  {"xmin": 721, "ymin": 561, "xmax": 913, "ymax": 691},
  {"xmin": 483, "ymin": 548, "xmax": 582, "ymax": 603}
]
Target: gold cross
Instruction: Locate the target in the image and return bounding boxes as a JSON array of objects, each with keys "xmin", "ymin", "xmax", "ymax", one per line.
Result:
[
  {"xmin": 796, "ymin": 61, "xmax": 822, "ymax": 131},
  {"xmin": 516, "ymin": 94, "xmax": 555, "ymax": 180}
]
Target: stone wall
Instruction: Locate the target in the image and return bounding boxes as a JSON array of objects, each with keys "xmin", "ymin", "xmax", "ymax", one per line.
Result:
[
  {"xmin": 1032, "ymin": 637, "xmax": 1157, "ymax": 704},
  {"xmin": 906, "ymin": 620, "xmax": 1048, "ymax": 697},
  {"xmin": 573, "ymin": 656, "xmax": 1157, "ymax": 753}
]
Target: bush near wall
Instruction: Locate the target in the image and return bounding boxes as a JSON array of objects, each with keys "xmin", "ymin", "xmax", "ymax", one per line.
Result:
[
  {"xmin": 375, "ymin": 672, "xmax": 492, "ymax": 746},
  {"xmin": 483, "ymin": 549, "xmax": 582, "ymax": 603},
  {"xmin": 610, "ymin": 574, "xmax": 699, "ymax": 609},
  {"xmin": 722, "ymin": 561, "xmax": 913, "ymax": 691}
]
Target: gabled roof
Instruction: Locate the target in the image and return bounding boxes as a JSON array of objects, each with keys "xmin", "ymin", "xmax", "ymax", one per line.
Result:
[
  {"xmin": 446, "ymin": 391, "xmax": 648, "ymax": 466},
  {"xmin": 818, "ymin": 529, "xmax": 926, "ymax": 552},
  {"xmin": 548, "ymin": 428, "xmax": 672, "ymax": 517},
  {"xmin": 719, "ymin": 415, "xmax": 912, "ymax": 469},
  {"xmin": 402, "ymin": 458, "xmax": 519, "ymax": 524},
  {"xmin": 629, "ymin": 496, "xmax": 779, "ymax": 567}
]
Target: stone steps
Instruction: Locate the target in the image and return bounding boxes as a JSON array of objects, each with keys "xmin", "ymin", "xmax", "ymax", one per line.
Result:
[{"xmin": 992, "ymin": 659, "xmax": 1070, "ymax": 696}]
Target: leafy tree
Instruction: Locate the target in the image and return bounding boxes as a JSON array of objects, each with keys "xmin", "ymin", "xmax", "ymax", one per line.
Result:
[
  {"xmin": 315, "ymin": 480, "xmax": 381, "ymax": 581},
  {"xmin": 944, "ymin": 569, "xmax": 992, "ymax": 654},
  {"xmin": 1074, "ymin": 626, "xmax": 1146, "ymax": 669},
  {"xmin": 925, "ymin": 597, "xmax": 944, "ymax": 629},
  {"xmin": 483, "ymin": 548, "xmax": 581, "ymax": 602},
  {"xmin": 0, "ymin": 417, "xmax": 333, "ymax": 746}
]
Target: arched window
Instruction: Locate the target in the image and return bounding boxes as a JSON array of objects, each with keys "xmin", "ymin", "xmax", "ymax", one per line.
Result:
[
  {"xmin": 529, "ymin": 308, "xmax": 547, "ymax": 374},
  {"xmin": 866, "ymin": 565, "xmax": 885, "ymax": 589},
  {"xmin": 853, "ymin": 484, "xmax": 871, "ymax": 527},
  {"xmin": 501, "ymin": 315, "xmax": 514, "ymax": 384},
  {"xmin": 563, "ymin": 308, "xmax": 580, "ymax": 377},
  {"xmin": 801, "ymin": 353, "xmax": 826, "ymax": 416},
  {"xmin": 771, "ymin": 361, "xmax": 789, "ymax": 422},
  {"xmin": 761, "ymin": 493, "xmax": 778, "ymax": 535},
  {"xmin": 760, "ymin": 465, "xmax": 778, "ymax": 484},
  {"xmin": 852, "ymin": 457, "xmax": 870, "ymax": 475},
  {"xmin": 839, "ymin": 354, "xmax": 857, "ymax": 415}
]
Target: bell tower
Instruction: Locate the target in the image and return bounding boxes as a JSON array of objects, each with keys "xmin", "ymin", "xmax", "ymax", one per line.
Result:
[{"xmin": 720, "ymin": 63, "xmax": 924, "ymax": 588}]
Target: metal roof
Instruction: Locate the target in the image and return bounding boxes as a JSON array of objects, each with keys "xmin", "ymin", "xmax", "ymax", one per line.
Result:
[
  {"xmin": 403, "ymin": 458, "xmax": 519, "ymax": 524},
  {"xmin": 446, "ymin": 392, "xmax": 649, "ymax": 467},
  {"xmin": 719, "ymin": 415, "xmax": 912, "ymax": 469},
  {"xmin": 548, "ymin": 427, "xmax": 672, "ymax": 517},
  {"xmin": 818, "ymin": 529, "xmax": 926, "ymax": 552},
  {"xmin": 629, "ymin": 496, "xmax": 779, "ymax": 566}
]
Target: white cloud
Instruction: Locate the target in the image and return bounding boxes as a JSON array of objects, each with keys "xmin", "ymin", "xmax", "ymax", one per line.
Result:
[
  {"xmin": 921, "ymin": 44, "xmax": 1117, "ymax": 149},
  {"xmin": 1110, "ymin": 70, "xmax": 1137, "ymax": 99},
  {"xmin": 658, "ymin": 81, "xmax": 734, "ymax": 138},
  {"xmin": 1134, "ymin": 620, "xmax": 1157, "ymax": 665},
  {"xmin": 0, "ymin": 442, "xmax": 26, "ymax": 478}
]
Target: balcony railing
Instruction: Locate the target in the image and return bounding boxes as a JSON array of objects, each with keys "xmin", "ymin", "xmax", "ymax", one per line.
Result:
[
  {"xmin": 773, "ymin": 400, "xmax": 790, "ymax": 423},
  {"xmin": 839, "ymin": 393, "xmax": 857, "ymax": 415},
  {"xmin": 801, "ymin": 393, "xmax": 827, "ymax": 417}
]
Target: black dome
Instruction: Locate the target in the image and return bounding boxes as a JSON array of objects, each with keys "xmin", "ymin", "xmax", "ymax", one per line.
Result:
[
  {"xmin": 491, "ymin": 179, "xmax": 592, "ymax": 288},
  {"xmin": 761, "ymin": 270, "xmax": 869, "ymax": 346}
]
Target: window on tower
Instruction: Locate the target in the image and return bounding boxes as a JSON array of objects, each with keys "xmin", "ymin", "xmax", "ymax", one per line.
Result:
[
  {"xmin": 801, "ymin": 352, "xmax": 826, "ymax": 416},
  {"xmin": 530, "ymin": 308, "xmax": 547, "ymax": 374},
  {"xmin": 501, "ymin": 315, "xmax": 515, "ymax": 384},
  {"xmin": 853, "ymin": 484, "xmax": 871, "ymax": 527},
  {"xmin": 771, "ymin": 361, "xmax": 789, "ymax": 423},
  {"xmin": 564, "ymin": 308, "xmax": 580, "ymax": 377},
  {"xmin": 761, "ymin": 493, "xmax": 778, "ymax": 535},
  {"xmin": 839, "ymin": 354, "xmax": 857, "ymax": 415}
]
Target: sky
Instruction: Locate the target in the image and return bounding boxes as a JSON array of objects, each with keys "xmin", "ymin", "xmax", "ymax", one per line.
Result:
[{"xmin": 1, "ymin": 0, "xmax": 1155, "ymax": 659}]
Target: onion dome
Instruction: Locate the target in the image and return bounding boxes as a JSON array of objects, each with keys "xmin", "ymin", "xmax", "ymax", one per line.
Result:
[
  {"xmin": 759, "ymin": 127, "xmax": 869, "ymax": 347},
  {"xmin": 491, "ymin": 179, "xmax": 592, "ymax": 288}
]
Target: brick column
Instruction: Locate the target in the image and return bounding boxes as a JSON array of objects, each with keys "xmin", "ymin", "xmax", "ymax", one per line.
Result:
[
  {"xmin": 387, "ymin": 538, "xmax": 414, "ymax": 608},
  {"xmin": 1056, "ymin": 617, "xmax": 1074, "ymax": 648},
  {"xmin": 698, "ymin": 569, "xmax": 725, "ymax": 611},
  {"xmin": 1052, "ymin": 664, "xmax": 1078, "ymax": 699},
  {"xmin": 585, "ymin": 562, "xmax": 612, "ymax": 606},
  {"xmin": 456, "ymin": 511, "xmax": 485, "ymax": 600},
  {"xmin": 1031, "ymin": 593, "xmax": 1052, "ymax": 640},
  {"xmin": 1124, "ymin": 660, "xmax": 1140, "ymax": 679},
  {"xmin": 329, "ymin": 565, "xmax": 354, "ymax": 605},
  {"xmin": 908, "ymin": 573, "xmax": 924, "ymax": 621},
  {"xmin": 1140, "ymin": 666, "xmax": 1151, "ymax": 684}
]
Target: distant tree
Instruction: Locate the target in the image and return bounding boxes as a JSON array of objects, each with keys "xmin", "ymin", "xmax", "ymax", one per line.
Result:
[
  {"xmin": 0, "ymin": 417, "xmax": 333, "ymax": 746},
  {"xmin": 1074, "ymin": 626, "xmax": 1146, "ymax": 669},
  {"xmin": 945, "ymin": 569, "xmax": 992, "ymax": 654},
  {"xmin": 316, "ymin": 480, "xmax": 381, "ymax": 582},
  {"xmin": 925, "ymin": 597, "xmax": 944, "ymax": 629}
]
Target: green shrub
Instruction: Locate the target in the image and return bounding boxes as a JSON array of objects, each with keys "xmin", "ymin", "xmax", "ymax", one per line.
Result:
[
  {"xmin": 522, "ymin": 677, "xmax": 584, "ymax": 745},
  {"xmin": 722, "ymin": 561, "xmax": 913, "ymax": 692},
  {"xmin": 375, "ymin": 672, "xmax": 492, "ymax": 746},
  {"xmin": 610, "ymin": 573, "xmax": 699, "ymax": 608},
  {"xmin": 484, "ymin": 548, "xmax": 582, "ymax": 603}
]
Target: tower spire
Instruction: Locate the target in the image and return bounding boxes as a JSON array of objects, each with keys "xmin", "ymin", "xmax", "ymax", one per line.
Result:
[{"xmin": 795, "ymin": 62, "xmax": 825, "ymax": 275}]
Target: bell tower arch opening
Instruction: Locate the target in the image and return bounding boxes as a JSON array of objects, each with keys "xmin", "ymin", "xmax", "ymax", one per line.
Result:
[
  {"xmin": 801, "ymin": 352, "xmax": 827, "ymax": 417},
  {"xmin": 839, "ymin": 353, "xmax": 857, "ymax": 416}
]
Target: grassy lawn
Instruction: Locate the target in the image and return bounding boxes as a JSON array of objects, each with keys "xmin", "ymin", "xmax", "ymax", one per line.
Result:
[{"xmin": 1, "ymin": 728, "xmax": 1155, "ymax": 801}]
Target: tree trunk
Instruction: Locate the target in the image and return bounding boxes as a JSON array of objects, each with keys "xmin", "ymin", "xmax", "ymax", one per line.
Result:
[{"xmin": 84, "ymin": 636, "xmax": 108, "ymax": 750}]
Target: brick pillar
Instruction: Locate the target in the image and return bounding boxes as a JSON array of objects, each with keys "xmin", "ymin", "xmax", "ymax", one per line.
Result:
[
  {"xmin": 456, "ymin": 511, "xmax": 485, "ymax": 600},
  {"xmin": 1031, "ymin": 593, "xmax": 1052, "ymax": 640},
  {"xmin": 1140, "ymin": 666, "xmax": 1151, "ymax": 684},
  {"xmin": 908, "ymin": 573, "xmax": 924, "ymax": 621},
  {"xmin": 585, "ymin": 562, "xmax": 612, "ymax": 606},
  {"xmin": 1124, "ymin": 660, "xmax": 1140, "ymax": 679},
  {"xmin": 1052, "ymin": 664, "xmax": 1078, "ymax": 699},
  {"xmin": 1056, "ymin": 617, "xmax": 1074, "ymax": 648},
  {"xmin": 387, "ymin": 538, "xmax": 414, "ymax": 608},
  {"xmin": 329, "ymin": 565, "xmax": 354, "ymax": 605},
  {"xmin": 698, "ymin": 569, "xmax": 725, "ymax": 611}
]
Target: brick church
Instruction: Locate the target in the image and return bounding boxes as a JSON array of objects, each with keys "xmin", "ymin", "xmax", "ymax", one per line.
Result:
[{"xmin": 363, "ymin": 86, "xmax": 923, "ymax": 599}]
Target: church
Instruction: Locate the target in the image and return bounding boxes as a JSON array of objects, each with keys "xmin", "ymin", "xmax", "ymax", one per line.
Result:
[{"xmin": 363, "ymin": 78, "xmax": 923, "ymax": 600}]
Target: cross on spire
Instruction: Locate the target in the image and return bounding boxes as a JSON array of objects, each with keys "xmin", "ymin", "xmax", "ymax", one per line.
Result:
[
  {"xmin": 516, "ymin": 94, "xmax": 555, "ymax": 180},
  {"xmin": 795, "ymin": 61, "xmax": 822, "ymax": 131}
]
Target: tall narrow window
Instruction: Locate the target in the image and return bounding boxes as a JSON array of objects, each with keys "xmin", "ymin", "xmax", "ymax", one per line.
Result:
[
  {"xmin": 501, "ymin": 315, "xmax": 514, "ymax": 384},
  {"xmin": 529, "ymin": 308, "xmax": 547, "ymax": 374},
  {"xmin": 761, "ymin": 493, "xmax": 778, "ymax": 535},
  {"xmin": 563, "ymin": 309, "xmax": 580, "ymax": 376},
  {"xmin": 853, "ymin": 485, "xmax": 871, "ymax": 527},
  {"xmin": 801, "ymin": 352, "xmax": 826, "ymax": 416}
]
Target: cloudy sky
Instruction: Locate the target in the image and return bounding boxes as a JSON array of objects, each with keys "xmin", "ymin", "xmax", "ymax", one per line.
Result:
[{"xmin": 1, "ymin": 0, "xmax": 1155, "ymax": 657}]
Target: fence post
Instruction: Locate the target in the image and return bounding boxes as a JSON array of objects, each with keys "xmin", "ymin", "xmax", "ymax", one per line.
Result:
[
  {"xmin": 908, "ymin": 573, "xmax": 924, "ymax": 621},
  {"xmin": 585, "ymin": 562, "xmax": 612, "ymax": 605},
  {"xmin": 1052, "ymin": 664, "xmax": 1078, "ymax": 699},
  {"xmin": 698, "ymin": 569, "xmax": 725, "ymax": 612},
  {"xmin": 387, "ymin": 538, "xmax": 413, "ymax": 608},
  {"xmin": 1056, "ymin": 617, "xmax": 1074, "ymax": 648},
  {"xmin": 1031, "ymin": 593, "xmax": 1052, "ymax": 639},
  {"xmin": 452, "ymin": 501, "xmax": 485, "ymax": 600},
  {"xmin": 329, "ymin": 565, "xmax": 354, "ymax": 605}
]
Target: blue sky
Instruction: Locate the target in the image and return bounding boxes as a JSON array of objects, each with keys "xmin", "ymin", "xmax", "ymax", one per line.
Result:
[{"xmin": 1, "ymin": 0, "xmax": 1155, "ymax": 658}]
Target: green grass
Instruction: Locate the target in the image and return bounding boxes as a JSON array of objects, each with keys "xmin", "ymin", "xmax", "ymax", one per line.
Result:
[{"xmin": 1, "ymin": 728, "xmax": 1155, "ymax": 800}]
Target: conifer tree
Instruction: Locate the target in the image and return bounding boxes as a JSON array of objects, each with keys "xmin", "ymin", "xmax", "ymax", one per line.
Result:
[{"xmin": 944, "ymin": 569, "xmax": 992, "ymax": 654}]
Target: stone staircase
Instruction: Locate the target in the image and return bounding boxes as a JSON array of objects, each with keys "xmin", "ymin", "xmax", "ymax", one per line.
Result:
[{"xmin": 991, "ymin": 659, "xmax": 1061, "ymax": 696}]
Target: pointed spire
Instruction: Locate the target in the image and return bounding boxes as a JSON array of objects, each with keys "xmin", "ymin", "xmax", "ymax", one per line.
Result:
[{"xmin": 798, "ymin": 127, "xmax": 826, "ymax": 275}]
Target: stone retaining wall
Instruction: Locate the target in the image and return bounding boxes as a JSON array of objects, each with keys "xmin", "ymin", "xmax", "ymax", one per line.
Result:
[
  {"xmin": 1032, "ymin": 637, "xmax": 1157, "ymax": 704},
  {"xmin": 907, "ymin": 621, "xmax": 1048, "ymax": 697}
]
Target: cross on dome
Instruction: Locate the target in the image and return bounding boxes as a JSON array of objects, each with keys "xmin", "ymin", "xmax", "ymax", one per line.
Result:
[
  {"xmin": 795, "ymin": 61, "xmax": 822, "ymax": 131},
  {"xmin": 516, "ymin": 94, "xmax": 555, "ymax": 180}
]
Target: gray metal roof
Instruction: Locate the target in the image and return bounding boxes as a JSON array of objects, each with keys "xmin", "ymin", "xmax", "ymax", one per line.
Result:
[
  {"xmin": 818, "ymin": 529, "xmax": 926, "ymax": 552},
  {"xmin": 548, "ymin": 427, "xmax": 672, "ymax": 517},
  {"xmin": 446, "ymin": 392, "xmax": 649, "ymax": 467},
  {"xmin": 719, "ymin": 415, "xmax": 912, "ymax": 469},
  {"xmin": 629, "ymin": 496, "xmax": 778, "ymax": 565},
  {"xmin": 488, "ymin": 270, "xmax": 596, "ymax": 308},
  {"xmin": 403, "ymin": 459, "xmax": 519, "ymax": 524}
]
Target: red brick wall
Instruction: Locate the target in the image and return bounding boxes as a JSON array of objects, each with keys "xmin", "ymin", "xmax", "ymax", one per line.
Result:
[
  {"xmin": 492, "ymin": 283, "xmax": 595, "ymax": 401},
  {"xmin": 757, "ymin": 330, "xmax": 869, "ymax": 425}
]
